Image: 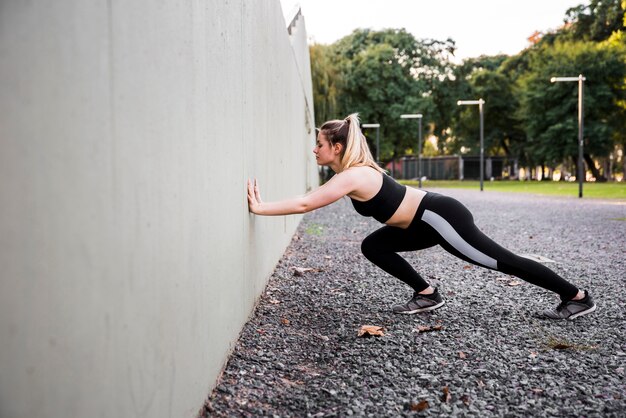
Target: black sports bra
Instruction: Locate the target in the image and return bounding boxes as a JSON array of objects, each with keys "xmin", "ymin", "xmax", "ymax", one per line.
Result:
[{"xmin": 350, "ymin": 174, "xmax": 407, "ymax": 223}]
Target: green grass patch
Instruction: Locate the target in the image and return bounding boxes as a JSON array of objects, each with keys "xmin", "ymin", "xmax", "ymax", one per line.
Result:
[
  {"xmin": 305, "ymin": 223, "xmax": 324, "ymax": 236},
  {"xmin": 610, "ymin": 217, "xmax": 626, "ymax": 221},
  {"xmin": 399, "ymin": 179, "xmax": 626, "ymax": 200}
]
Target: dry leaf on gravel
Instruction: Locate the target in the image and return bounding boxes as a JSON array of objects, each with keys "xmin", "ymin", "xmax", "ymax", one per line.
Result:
[
  {"xmin": 441, "ymin": 386, "xmax": 451, "ymax": 403},
  {"xmin": 458, "ymin": 351, "xmax": 467, "ymax": 359},
  {"xmin": 416, "ymin": 325, "xmax": 444, "ymax": 333},
  {"xmin": 293, "ymin": 267, "xmax": 318, "ymax": 276},
  {"xmin": 357, "ymin": 325, "xmax": 385, "ymax": 337},
  {"xmin": 409, "ymin": 400, "xmax": 429, "ymax": 411},
  {"xmin": 508, "ymin": 280, "xmax": 523, "ymax": 286},
  {"xmin": 280, "ymin": 318, "xmax": 290, "ymax": 326}
]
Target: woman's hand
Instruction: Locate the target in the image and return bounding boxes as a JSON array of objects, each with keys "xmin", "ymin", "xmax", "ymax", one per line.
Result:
[{"xmin": 247, "ymin": 178, "xmax": 263, "ymax": 214}]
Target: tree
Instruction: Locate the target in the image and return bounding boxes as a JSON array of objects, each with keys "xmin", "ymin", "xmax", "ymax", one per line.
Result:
[
  {"xmin": 518, "ymin": 40, "xmax": 626, "ymax": 180},
  {"xmin": 329, "ymin": 29, "xmax": 455, "ymax": 162},
  {"xmin": 444, "ymin": 55, "xmax": 525, "ymax": 160},
  {"xmin": 310, "ymin": 44, "xmax": 341, "ymax": 127},
  {"xmin": 563, "ymin": 0, "xmax": 625, "ymax": 42}
]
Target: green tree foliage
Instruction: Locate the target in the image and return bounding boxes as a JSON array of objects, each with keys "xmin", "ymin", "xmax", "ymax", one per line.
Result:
[
  {"xmin": 517, "ymin": 40, "xmax": 626, "ymax": 177},
  {"xmin": 458, "ymin": 70, "xmax": 523, "ymax": 156},
  {"xmin": 309, "ymin": 44, "xmax": 340, "ymax": 126},
  {"xmin": 308, "ymin": 1, "xmax": 626, "ymax": 179},
  {"xmin": 310, "ymin": 28, "xmax": 455, "ymax": 163},
  {"xmin": 445, "ymin": 55, "xmax": 525, "ymax": 159},
  {"xmin": 563, "ymin": 0, "xmax": 625, "ymax": 42}
]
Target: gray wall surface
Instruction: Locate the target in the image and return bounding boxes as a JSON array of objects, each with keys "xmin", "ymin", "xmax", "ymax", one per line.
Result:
[{"xmin": 0, "ymin": 1, "xmax": 317, "ymax": 417}]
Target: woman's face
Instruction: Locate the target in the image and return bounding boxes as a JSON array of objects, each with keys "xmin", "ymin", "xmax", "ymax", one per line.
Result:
[{"xmin": 313, "ymin": 133, "xmax": 337, "ymax": 166}]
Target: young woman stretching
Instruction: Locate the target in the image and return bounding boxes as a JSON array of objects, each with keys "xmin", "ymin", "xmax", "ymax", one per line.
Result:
[{"xmin": 247, "ymin": 114, "xmax": 596, "ymax": 320}]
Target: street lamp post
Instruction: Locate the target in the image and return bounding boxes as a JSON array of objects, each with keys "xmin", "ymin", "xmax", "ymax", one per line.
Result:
[
  {"xmin": 457, "ymin": 99, "xmax": 485, "ymax": 191},
  {"xmin": 400, "ymin": 114, "xmax": 423, "ymax": 187},
  {"xmin": 550, "ymin": 75, "xmax": 586, "ymax": 198},
  {"xmin": 362, "ymin": 123, "xmax": 381, "ymax": 165}
]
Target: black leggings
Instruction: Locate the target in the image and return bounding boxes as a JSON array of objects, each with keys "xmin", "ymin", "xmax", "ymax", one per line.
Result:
[{"xmin": 360, "ymin": 192, "xmax": 579, "ymax": 300}]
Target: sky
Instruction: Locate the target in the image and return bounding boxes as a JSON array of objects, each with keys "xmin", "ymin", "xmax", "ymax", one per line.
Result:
[{"xmin": 281, "ymin": 0, "xmax": 586, "ymax": 61}]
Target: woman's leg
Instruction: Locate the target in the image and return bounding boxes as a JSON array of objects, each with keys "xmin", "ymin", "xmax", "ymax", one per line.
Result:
[
  {"xmin": 420, "ymin": 194, "xmax": 580, "ymax": 301},
  {"xmin": 360, "ymin": 224, "xmax": 438, "ymax": 292}
]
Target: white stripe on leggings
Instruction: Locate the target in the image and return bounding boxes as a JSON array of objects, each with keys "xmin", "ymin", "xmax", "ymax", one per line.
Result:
[{"xmin": 421, "ymin": 209, "xmax": 498, "ymax": 269}]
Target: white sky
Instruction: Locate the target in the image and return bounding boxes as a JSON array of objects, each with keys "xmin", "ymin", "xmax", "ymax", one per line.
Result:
[{"xmin": 281, "ymin": 0, "xmax": 585, "ymax": 61}]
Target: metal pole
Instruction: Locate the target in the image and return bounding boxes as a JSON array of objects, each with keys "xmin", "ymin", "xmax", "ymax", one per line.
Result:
[
  {"xmin": 550, "ymin": 75, "xmax": 586, "ymax": 198},
  {"xmin": 456, "ymin": 101, "xmax": 484, "ymax": 191},
  {"xmin": 362, "ymin": 123, "xmax": 381, "ymax": 166},
  {"xmin": 418, "ymin": 117, "xmax": 423, "ymax": 188},
  {"xmin": 578, "ymin": 74, "xmax": 584, "ymax": 198},
  {"xmin": 376, "ymin": 127, "xmax": 380, "ymax": 166},
  {"xmin": 479, "ymin": 99, "xmax": 484, "ymax": 192}
]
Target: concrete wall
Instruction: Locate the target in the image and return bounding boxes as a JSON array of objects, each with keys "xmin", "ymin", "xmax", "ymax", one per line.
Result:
[{"xmin": 0, "ymin": 1, "xmax": 317, "ymax": 417}]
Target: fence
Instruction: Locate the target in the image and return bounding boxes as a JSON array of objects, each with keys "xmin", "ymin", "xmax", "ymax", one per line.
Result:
[{"xmin": 399, "ymin": 156, "xmax": 518, "ymax": 180}]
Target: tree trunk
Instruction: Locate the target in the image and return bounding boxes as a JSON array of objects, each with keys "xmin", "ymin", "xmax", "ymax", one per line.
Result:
[
  {"xmin": 584, "ymin": 153, "xmax": 606, "ymax": 182},
  {"xmin": 623, "ymin": 146, "xmax": 626, "ymax": 181},
  {"xmin": 605, "ymin": 157, "xmax": 612, "ymax": 182}
]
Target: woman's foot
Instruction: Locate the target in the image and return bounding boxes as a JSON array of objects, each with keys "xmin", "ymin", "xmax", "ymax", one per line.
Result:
[
  {"xmin": 392, "ymin": 288, "xmax": 445, "ymax": 314},
  {"xmin": 541, "ymin": 290, "xmax": 596, "ymax": 320}
]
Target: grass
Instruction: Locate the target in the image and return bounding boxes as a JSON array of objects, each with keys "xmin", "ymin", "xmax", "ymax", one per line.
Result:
[
  {"xmin": 305, "ymin": 223, "xmax": 324, "ymax": 236},
  {"xmin": 399, "ymin": 179, "xmax": 626, "ymax": 200}
]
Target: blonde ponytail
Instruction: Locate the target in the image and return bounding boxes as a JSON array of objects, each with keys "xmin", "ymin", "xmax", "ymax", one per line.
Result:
[{"xmin": 319, "ymin": 113, "xmax": 384, "ymax": 173}]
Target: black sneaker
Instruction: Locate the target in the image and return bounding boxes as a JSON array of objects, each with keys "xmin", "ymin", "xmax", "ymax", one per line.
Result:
[
  {"xmin": 392, "ymin": 288, "xmax": 445, "ymax": 314},
  {"xmin": 541, "ymin": 291, "xmax": 596, "ymax": 320}
]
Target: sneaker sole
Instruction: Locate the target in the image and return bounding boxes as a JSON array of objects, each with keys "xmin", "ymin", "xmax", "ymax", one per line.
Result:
[
  {"xmin": 396, "ymin": 300, "xmax": 445, "ymax": 315},
  {"xmin": 568, "ymin": 303, "xmax": 597, "ymax": 320}
]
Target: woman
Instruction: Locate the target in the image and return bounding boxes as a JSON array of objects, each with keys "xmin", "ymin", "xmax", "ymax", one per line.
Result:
[{"xmin": 247, "ymin": 114, "xmax": 596, "ymax": 320}]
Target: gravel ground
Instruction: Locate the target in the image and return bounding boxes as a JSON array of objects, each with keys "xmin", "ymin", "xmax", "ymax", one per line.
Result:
[{"xmin": 204, "ymin": 189, "xmax": 626, "ymax": 417}]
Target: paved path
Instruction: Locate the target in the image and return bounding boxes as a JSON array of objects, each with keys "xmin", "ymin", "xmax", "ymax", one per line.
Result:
[{"xmin": 205, "ymin": 189, "xmax": 626, "ymax": 417}]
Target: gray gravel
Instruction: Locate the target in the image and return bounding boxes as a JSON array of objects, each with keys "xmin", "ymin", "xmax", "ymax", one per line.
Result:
[{"xmin": 204, "ymin": 188, "xmax": 626, "ymax": 417}]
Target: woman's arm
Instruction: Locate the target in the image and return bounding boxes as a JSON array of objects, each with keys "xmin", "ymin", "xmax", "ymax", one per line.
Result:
[{"xmin": 247, "ymin": 172, "xmax": 356, "ymax": 216}]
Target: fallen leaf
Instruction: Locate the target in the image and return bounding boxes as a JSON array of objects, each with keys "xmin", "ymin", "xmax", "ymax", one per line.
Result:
[
  {"xmin": 528, "ymin": 351, "xmax": 538, "ymax": 359},
  {"xmin": 477, "ymin": 379, "xmax": 485, "ymax": 388},
  {"xmin": 256, "ymin": 329, "xmax": 266, "ymax": 334},
  {"xmin": 551, "ymin": 343, "xmax": 572, "ymax": 350},
  {"xmin": 409, "ymin": 400, "xmax": 429, "ymax": 411},
  {"xmin": 459, "ymin": 351, "xmax": 467, "ymax": 359},
  {"xmin": 531, "ymin": 388, "xmax": 544, "ymax": 395},
  {"xmin": 416, "ymin": 324, "xmax": 444, "ymax": 333},
  {"xmin": 508, "ymin": 280, "xmax": 523, "ymax": 286},
  {"xmin": 357, "ymin": 325, "xmax": 385, "ymax": 337},
  {"xmin": 293, "ymin": 267, "xmax": 316, "ymax": 276},
  {"xmin": 441, "ymin": 386, "xmax": 451, "ymax": 403},
  {"xmin": 280, "ymin": 318, "xmax": 290, "ymax": 326},
  {"xmin": 463, "ymin": 265, "xmax": 472, "ymax": 270},
  {"xmin": 460, "ymin": 394, "xmax": 471, "ymax": 405}
]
